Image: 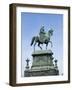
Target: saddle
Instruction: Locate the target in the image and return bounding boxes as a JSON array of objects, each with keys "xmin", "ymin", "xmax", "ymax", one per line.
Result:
[{"xmin": 39, "ymin": 33, "xmax": 46, "ymax": 43}]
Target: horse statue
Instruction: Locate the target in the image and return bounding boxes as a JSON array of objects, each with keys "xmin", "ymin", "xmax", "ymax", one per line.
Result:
[{"xmin": 31, "ymin": 27, "xmax": 54, "ymax": 51}]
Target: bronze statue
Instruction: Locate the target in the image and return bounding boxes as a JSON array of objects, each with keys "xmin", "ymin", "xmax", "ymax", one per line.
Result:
[
  {"xmin": 25, "ymin": 26, "xmax": 59, "ymax": 77},
  {"xmin": 31, "ymin": 26, "xmax": 54, "ymax": 50}
]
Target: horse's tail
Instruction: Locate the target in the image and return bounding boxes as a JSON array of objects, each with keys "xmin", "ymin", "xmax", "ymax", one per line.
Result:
[{"xmin": 31, "ymin": 36, "xmax": 35, "ymax": 46}]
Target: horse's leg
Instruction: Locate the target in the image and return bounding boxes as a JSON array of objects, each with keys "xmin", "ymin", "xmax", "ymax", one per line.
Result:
[
  {"xmin": 34, "ymin": 42, "xmax": 36, "ymax": 51},
  {"xmin": 38, "ymin": 43, "xmax": 42, "ymax": 50},
  {"xmin": 46, "ymin": 43, "xmax": 48, "ymax": 50},
  {"xmin": 49, "ymin": 41, "xmax": 53, "ymax": 47}
]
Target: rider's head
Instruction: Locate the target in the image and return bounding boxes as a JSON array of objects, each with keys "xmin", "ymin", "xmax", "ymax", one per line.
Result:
[
  {"xmin": 42, "ymin": 26, "xmax": 44, "ymax": 29},
  {"xmin": 41, "ymin": 26, "xmax": 44, "ymax": 31}
]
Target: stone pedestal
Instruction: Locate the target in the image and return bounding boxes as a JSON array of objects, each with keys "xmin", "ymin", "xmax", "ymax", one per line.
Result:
[{"xmin": 24, "ymin": 50, "xmax": 59, "ymax": 77}]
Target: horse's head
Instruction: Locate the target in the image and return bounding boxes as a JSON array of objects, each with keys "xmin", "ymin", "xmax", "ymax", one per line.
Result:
[{"xmin": 48, "ymin": 28, "xmax": 54, "ymax": 36}]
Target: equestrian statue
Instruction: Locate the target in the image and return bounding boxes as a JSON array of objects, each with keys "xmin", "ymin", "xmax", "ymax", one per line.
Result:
[{"xmin": 31, "ymin": 26, "xmax": 54, "ymax": 50}]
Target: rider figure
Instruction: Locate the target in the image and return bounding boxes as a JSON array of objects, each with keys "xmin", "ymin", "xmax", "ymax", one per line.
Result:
[
  {"xmin": 39, "ymin": 26, "xmax": 46, "ymax": 42},
  {"xmin": 39, "ymin": 26, "xmax": 45, "ymax": 35}
]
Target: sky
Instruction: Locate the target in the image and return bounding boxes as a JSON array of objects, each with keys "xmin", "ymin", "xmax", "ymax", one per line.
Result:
[{"xmin": 21, "ymin": 12, "xmax": 63, "ymax": 77}]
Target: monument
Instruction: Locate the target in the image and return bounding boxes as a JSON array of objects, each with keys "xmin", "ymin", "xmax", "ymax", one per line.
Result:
[{"xmin": 24, "ymin": 26, "xmax": 59, "ymax": 77}]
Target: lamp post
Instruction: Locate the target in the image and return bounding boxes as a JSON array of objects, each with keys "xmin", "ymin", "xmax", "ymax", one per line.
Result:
[
  {"xmin": 26, "ymin": 58, "xmax": 30, "ymax": 70},
  {"xmin": 54, "ymin": 59, "xmax": 58, "ymax": 68}
]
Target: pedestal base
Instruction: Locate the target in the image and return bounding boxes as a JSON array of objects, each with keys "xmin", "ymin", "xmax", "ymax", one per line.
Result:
[
  {"xmin": 24, "ymin": 50, "xmax": 59, "ymax": 77},
  {"xmin": 24, "ymin": 69, "xmax": 59, "ymax": 77}
]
